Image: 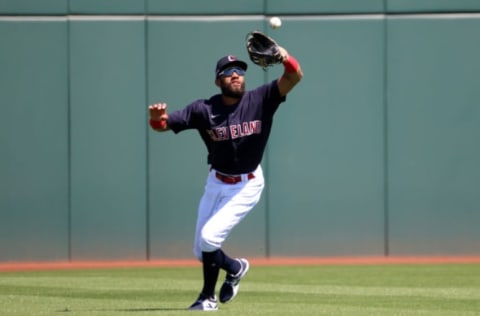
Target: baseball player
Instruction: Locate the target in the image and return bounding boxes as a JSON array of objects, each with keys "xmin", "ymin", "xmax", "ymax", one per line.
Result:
[{"xmin": 149, "ymin": 44, "xmax": 302, "ymax": 311}]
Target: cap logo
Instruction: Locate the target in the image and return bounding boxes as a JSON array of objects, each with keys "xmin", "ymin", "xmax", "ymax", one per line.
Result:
[{"xmin": 228, "ymin": 55, "xmax": 237, "ymax": 62}]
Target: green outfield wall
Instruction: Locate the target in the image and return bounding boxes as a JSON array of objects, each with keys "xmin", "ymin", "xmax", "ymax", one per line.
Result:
[{"xmin": 1, "ymin": 1, "xmax": 479, "ymax": 262}]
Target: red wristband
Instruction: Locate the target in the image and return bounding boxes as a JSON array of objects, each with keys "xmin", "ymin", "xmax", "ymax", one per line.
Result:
[
  {"xmin": 150, "ymin": 119, "xmax": 166, "ymax": 129},
  {"xmin": 283, "ymin": 55, "xmax": 300, "ymax": 73}
]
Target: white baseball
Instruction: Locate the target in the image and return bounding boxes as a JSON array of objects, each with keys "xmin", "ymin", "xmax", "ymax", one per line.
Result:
[{"xmin": 269, "ymin": 17, "xmax": 282, "ymax": 29}]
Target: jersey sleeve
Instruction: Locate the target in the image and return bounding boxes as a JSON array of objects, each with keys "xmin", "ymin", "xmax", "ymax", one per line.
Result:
[
  {"xmin": 167, "ymin": 100, "xmax": 207, "ymax": 134},
  {"xmin": 252, "ymin": 79, "xmax": 286, "ymax": 113}
]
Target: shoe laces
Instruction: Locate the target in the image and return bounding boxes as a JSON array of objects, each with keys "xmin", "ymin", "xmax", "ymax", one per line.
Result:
[
  {"xmin": 198, "ymin": 294, "xmax": 216, "ymax": 302},
  {"xmin": 225, "ymin": 274, "xmax": 240, "ymax": 285}
]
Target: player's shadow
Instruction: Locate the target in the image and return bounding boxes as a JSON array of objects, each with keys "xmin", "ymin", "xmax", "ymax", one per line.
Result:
[
  {"xmin": 116, "ymin": 307, "xmax": 187, "ymax": 312},
  {"xmin": 56, "ymin": 307, "xmax": 187, "ymax": 313}
]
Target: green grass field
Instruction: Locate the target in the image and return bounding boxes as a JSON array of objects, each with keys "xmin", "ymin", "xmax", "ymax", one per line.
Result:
[{"xmin": 1, "ymin": 264, "xmax": 479, "ymax": 315}]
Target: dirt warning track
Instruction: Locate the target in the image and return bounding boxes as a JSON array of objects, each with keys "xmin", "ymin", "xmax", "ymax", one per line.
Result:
[{"xmin": 1, "ymin": 256, "xmax": 480, "ymax": 272}]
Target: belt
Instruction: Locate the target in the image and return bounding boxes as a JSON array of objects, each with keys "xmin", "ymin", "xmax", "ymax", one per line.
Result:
[{"xmin": 215, "ymin": 171, "xmax": 255, "ymax": 184}]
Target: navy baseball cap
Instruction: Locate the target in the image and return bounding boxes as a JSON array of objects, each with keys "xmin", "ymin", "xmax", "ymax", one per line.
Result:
[{"xmin": 215, "ymin": 55, "xmax": 248, "ymax": 77}]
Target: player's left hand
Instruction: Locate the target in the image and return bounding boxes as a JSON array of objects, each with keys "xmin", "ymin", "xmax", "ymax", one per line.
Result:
[{"xmin": 278, "ymin": 46, "xmax": 289, "ymax": 62}]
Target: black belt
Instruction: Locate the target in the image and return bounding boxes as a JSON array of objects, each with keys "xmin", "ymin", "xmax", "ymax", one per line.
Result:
[{"xmin": 215, "ymin": 171, "xmax": 255, "ymax": 184}]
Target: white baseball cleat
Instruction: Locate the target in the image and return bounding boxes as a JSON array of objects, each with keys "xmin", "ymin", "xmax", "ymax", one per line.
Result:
[
  {"xmin": 219, "ymin": 258, "xmax": 250, "ymax": 303},
  {"xmin": 188, "ymin": 294, "xmax": 218, "ymax": 311}
]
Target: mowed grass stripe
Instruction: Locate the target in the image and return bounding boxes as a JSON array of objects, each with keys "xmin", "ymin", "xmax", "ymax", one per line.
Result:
[{"xmin": 246, "ymin": 283, "xmax": 480, "ymax": 299}]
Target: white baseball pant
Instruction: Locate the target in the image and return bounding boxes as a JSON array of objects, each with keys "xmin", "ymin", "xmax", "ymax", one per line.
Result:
[{"xmin": 193, "ymin": 165, "xmax": 265, "ymax": 260}]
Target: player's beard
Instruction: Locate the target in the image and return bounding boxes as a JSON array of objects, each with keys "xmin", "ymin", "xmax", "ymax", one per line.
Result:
[{"xmin": 221, "ymin": 81, "xmax": 245, "ymax": 99}]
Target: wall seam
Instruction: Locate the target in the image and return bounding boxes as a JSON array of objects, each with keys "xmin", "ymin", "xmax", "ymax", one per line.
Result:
[
  {"xmin": 144, "ymin": 4, "xmax": 151, "ymax": 261},
  {"xmin": 263, "ymin": 0, "xmax": 271, "ymax": 258},
  {"xmin": 382, "ymin": 6, "xmax": 390, "ymax": 257},
  {"xmin": 66, "ymin": 11, "xmax": 73, "ymax": 262}
]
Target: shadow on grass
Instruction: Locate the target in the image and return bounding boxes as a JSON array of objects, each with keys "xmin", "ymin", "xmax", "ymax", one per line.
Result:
[
  {"xmin": 116, "ymin": 308, "xmax": 188, "ymax": 312},
  {"xmin": 56, "ymin": 307, "xmax": 188, "ymax": 312}
]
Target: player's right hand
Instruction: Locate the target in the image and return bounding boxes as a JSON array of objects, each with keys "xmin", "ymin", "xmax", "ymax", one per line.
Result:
[
  {"xmin": 149, "ymin": 103, "xmax": 169, "ymax": 130},
  {"xmin": 149, "ymin": 103, "xmax": 168, "ymax": 121}
]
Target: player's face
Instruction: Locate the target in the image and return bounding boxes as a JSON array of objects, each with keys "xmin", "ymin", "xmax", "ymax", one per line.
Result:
[{"xmin": 217, "ymin": 67, "xmax": 246, "ymax": 99}]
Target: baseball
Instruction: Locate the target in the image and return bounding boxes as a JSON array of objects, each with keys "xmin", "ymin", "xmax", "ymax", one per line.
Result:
[{"xmin": 269, "ymin": 17, "xmax": 282, "ymax": 29}]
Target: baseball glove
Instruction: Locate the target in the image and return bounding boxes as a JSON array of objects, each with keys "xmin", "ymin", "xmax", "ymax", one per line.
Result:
[{"xmin": 246, "ymin": 31, "xmax": 284, "ymax": 69}]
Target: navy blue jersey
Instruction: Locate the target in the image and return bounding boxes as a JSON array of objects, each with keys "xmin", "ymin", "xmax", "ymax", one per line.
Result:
[{"xmin": 168, "ymin": 80, "xmax": 286, "ymax": 174}]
